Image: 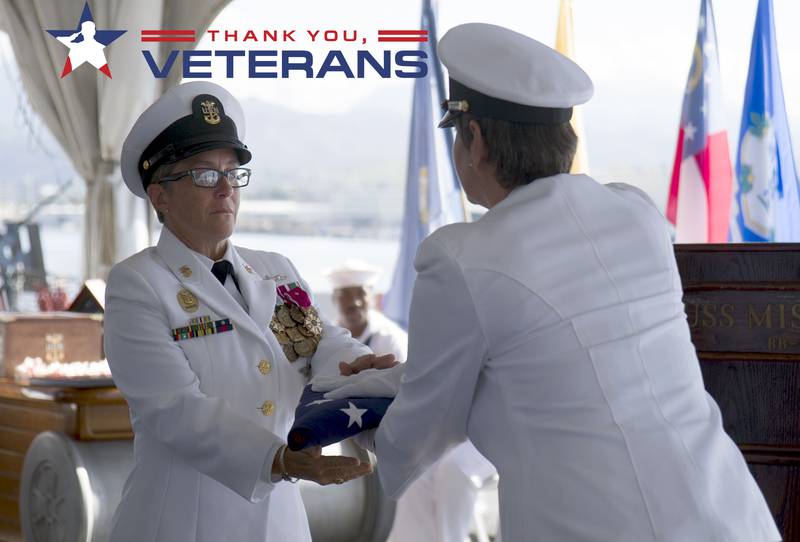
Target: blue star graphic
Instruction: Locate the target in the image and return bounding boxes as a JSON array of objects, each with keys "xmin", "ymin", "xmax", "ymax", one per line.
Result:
[{"xmin": 46, "ymin": 2, "xmax": 126, "ymax": 79}]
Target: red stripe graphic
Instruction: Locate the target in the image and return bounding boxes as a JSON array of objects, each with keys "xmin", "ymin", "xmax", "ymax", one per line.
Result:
[
  {"xmin": 378, "ymin": 30, "xmax": 428, "ymax": 35},
  {"xmin": 141, "ymin": 29, "xmax": 195, "ymax": 35},
  {"xmin": 141, "ymin": 37, "xmax": 196, "ymax": 42},
  {"xmin": 378, "ymin": 29, "xmax": 428, "ymax": 42},
  {"xmin": 378, "ymin": 37, "xmax": 428, "ymax": 42},
  {"xmin": 141, "ymin": 29, "xmax": 195, "ymax": 42}
]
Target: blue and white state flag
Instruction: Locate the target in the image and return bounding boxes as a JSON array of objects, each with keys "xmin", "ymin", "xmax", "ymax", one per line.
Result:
[
  {"xmin": 730, "ymin": 0, "xmax": 800, "ymax": 241},
  {"xmin": 287, "ymin": 385, "xmax": 392, "ymax": 451},
  {"xmin": 382, "ymin": 0, "xmax": 465, "ymax": 330}
]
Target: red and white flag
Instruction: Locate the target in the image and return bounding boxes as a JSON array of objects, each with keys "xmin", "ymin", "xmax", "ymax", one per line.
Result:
[{"xmin": 666, "ymin": 0, "xmax": 732, "ymax": 242}]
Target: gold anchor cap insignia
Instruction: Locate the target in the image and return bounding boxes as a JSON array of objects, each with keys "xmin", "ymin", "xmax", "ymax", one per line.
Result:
[
  {"xmin": 200, "ymin": 99, "xmax": 221, "ymax": 125},
  {"xmin": 177, "ymin": 288, "xmax": 199, "ymax": 313}
]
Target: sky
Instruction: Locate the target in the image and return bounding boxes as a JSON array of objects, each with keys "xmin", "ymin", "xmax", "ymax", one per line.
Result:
[
  {"xmin": 2, "ymin": 0, "xmax": 800, "ymax": 209},
  {"xmin": 197, "ymin": 0, "xmax": 800, "ymax": 206}
]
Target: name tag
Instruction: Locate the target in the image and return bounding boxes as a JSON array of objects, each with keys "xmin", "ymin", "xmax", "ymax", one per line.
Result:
[{"xmin": 172, "ymin": 315, "xmax": 234, "ymax": 342}]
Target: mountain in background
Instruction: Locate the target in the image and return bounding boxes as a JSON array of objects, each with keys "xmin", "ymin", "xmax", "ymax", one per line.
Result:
[
  {"xmin": 0, "ymin": 81, "xmax": 414, "ymax": 226},
  {"xmin": 1, "ymin": 76, "xmax": 695, "ymax": 221}
]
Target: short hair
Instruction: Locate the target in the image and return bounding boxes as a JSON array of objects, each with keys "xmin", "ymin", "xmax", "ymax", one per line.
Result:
[
  {"xmin": 455, "ymin": 113, "xmax": 578, "ymax": 190},
  {"xmin": 148, "ymin": 162, "xmax": 174, "ymax": 224}
]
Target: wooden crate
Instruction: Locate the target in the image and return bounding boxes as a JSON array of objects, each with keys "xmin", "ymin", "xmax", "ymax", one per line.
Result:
[{"xmin": 0, "ymin": 312, "xmax": 104, "ymax": 377}]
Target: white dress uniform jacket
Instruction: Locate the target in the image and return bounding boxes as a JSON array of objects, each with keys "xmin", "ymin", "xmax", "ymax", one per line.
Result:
[
  {"xmin": 104, "ymin": 227, "xmax": 370, "ymax": 542},
  {"xmin": 375, "ymin": 174, "xmax": 781, "ymax": 542},
  {"xmin": 359, "ymin": 312, "xmax": 499, "ymax": 542},
  {"xmin": 353, "ymin": 310, "xmax": 408, "ymax": 362}
]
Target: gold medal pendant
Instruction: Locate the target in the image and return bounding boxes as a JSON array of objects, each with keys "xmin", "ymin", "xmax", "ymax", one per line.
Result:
[{"xmin": 177, "ymin": 288, "xmax": 199, "ymax": 313}]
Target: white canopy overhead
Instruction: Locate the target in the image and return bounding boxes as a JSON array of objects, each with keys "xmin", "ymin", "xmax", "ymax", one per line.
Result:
[{"xmin": 0, "ymin": 0, "xmax": 231, "ymax": 279}]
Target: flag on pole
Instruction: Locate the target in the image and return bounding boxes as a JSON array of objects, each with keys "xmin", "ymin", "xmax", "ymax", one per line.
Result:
[
  {"xmin": 666, "ymin": 0, "xmax": 733, "ymax": 243},
  {"xmin": 730, "ymin": 0, "xmax": 800, "ymax": 242},
  {"xmin": 555, "ymin": 0, "xmax": 589, "ymax": 174},
  {"xmin": 382, "ymin": 0, "xmax": 465, "ymax": 330}
]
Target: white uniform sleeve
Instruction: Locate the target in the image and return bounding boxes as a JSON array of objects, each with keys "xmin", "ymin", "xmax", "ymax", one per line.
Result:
[
  {"xmin": 375, "ymin": 235, "xmax": 488, "ymax": 498},
  {"xmin": 605, "ymin": 182, "xmax": 661, "ymax": 212},
  {"xmin": 104, "ymin": 264, "xmax": 284, "ymax": 503},
  {"xmin": 283, "ymin": 258, "xmax": 372, "ymax": 378}
]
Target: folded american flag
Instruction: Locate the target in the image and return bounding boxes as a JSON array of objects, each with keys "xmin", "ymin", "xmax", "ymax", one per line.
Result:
[{"xmin": 287, "ymin": 384, "xmax": 393, "ymax": 451}]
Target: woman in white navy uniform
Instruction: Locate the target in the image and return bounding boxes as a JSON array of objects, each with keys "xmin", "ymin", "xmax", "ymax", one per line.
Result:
[
  {"xmin": 320, "ymin": 23, "xmax": 781, "ymax": 542},
  {"xmin": 105, "ymin": 81, "xmax": 383, "ymax": 542}
]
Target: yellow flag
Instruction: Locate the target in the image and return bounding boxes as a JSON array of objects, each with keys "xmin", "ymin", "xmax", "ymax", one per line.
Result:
[{"xmin": 555, "ymin": 0, "xmax": 589, "ymax": 174}]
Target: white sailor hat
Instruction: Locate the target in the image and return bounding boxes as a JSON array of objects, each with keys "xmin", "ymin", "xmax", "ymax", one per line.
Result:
[
  {"xmin": 437, "ymin": 23, "xmax": 593, "ymax": 128},
  {"xmin": 121, "ymin": 81, "xmax": 251, "ymax": 198},
  {"xmin": 324, "ymin": 260, "xmax": 382, "ymax": 290}
]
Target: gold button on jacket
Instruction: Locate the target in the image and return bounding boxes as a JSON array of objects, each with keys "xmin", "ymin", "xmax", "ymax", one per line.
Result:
[
  {"xmin": 260, "ymin": 400, "xmax": 275, "ymax": 416},
  {"xmin": 258, "ymin": 359, "xmax": 272, "ymax": 375}
]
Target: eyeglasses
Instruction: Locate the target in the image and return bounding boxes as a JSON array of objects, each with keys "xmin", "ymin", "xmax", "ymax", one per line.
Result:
[{"xmin": 158, "ymin": 167, "xmax": 251, "ymax": 188}]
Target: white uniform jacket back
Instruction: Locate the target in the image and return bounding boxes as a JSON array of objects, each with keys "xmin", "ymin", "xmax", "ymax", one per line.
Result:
[
  {"xmin": 104, "ymin": 227, "xmax": 370, "ymax": 542},
  {"xmin": 375, "ymin": 174, "xmax": 781, "ymax": 542}
]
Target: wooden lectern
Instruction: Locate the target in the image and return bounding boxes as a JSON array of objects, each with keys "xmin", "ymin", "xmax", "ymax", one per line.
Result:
[{"xmin": 676, "ymin": 244, "xmax": 799, "ymax": 541}]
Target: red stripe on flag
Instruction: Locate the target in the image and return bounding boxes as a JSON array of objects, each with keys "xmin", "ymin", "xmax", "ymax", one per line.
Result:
[
  {"xmin": 668, "ymin": 128, "xmax": 733, "ymax": 242},
  {"xmin": 666, "ymin": 128, "xmax": 684, "ymax": 226},
  {"xmin": 695, "ymin": 131, "xmax": 733, "ymax": 243}
]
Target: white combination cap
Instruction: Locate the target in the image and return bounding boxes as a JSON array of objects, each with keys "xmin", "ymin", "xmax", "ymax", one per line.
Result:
[
  {"xmin": 437, "ymin": 22, "xmax": 593, "ymax": 128},
  {"xmin": 324, "ymin": 260, "xmax": 382, "ymax": 290},
  {"xmin": 121, "ymin": 81, "xmax": 251, "ymax": 198}
]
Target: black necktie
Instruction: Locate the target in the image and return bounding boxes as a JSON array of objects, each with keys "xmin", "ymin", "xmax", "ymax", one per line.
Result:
[{"xmin": 211, "ymin": 260, "xmax": 240, "ymax": 293}]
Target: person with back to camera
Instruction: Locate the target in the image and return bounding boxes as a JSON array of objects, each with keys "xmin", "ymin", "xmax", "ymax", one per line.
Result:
[{"xmin": 316, "ymin": 22, "xmax": 782, "ymax": 542}]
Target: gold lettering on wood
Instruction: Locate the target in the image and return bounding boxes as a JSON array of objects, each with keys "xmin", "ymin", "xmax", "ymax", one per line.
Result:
[
  {"xmin": 748, "ymin": 304, "xmax": 772, "ymax": 329},
  {"xmin": 44, "ymin": 333, "xmax": 65, "ymax": 363}
]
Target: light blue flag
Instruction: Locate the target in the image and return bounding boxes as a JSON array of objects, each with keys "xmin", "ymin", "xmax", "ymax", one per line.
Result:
[
  {"xmin": 382, "ymin": 0, "xmax": 465, "ymax": 330},
  {"xmin": 730, "ymin": 0, "xmax": 800, "ymax": 241}
]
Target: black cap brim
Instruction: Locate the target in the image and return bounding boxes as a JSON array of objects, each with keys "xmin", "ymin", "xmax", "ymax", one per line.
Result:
[{"xmin": 165, "ymin": 139, "xmax": 252, "ymax": 168}]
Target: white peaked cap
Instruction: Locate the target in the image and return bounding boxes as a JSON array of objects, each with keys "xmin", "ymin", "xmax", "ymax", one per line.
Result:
[
  {"xmin": 324, "ymin": 260, "xmax": 382, "ymax": 289},
  {"xmin": 437, "ymin": 22, "xmax": 593, "ymax": 127}
]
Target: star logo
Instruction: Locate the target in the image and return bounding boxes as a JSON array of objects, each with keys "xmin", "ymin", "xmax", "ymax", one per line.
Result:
[
  {"xmin": 46, "ymin": 2, "xmax": 126, "ymax": 79},
  {"xmin": 340, "ymin": 402, "xmax": 368, "ymax": 428}
]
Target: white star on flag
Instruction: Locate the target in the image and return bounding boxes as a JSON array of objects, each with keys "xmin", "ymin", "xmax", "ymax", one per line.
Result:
[
  {"xmin": 684, "ymin": 122, "xmax": 697, "ymax": 141},
  {"xmin": 340, "ymin": 402, "xmax": 368, "ymax": 428}
]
